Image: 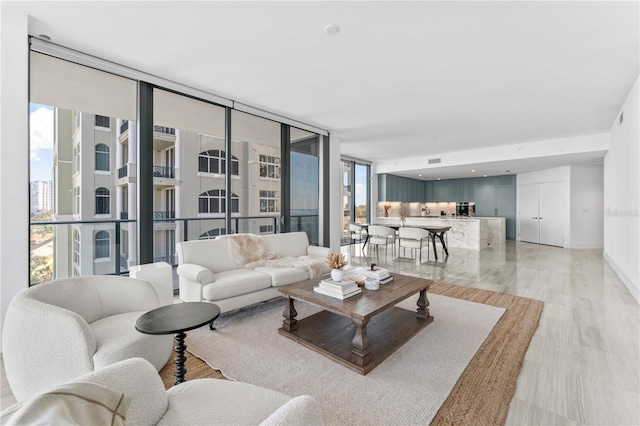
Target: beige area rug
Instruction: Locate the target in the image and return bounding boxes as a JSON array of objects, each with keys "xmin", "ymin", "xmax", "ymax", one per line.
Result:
[
  {"xmin": 160, "ymin": 282, "xmax": 544, "ymax": 425},
  {"xmin": 164, "ymin": 291, "xmax": 505, "ymax": 425}
]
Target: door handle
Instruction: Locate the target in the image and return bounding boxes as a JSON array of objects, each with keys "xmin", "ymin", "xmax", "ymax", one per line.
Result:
[{"xmin": 532, "ymin": 217, "xmax": 538, "ymax": 219}]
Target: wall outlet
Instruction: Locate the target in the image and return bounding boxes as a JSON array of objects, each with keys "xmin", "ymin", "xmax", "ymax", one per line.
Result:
[{"xmin": 582, "ymin": 207, "xmax": 589, "ymax": 212}]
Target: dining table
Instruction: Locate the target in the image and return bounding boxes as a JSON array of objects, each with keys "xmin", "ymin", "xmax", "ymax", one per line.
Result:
[{"xmin": 354, "ymin": 223, "xmax": 451, "ymax": 261}]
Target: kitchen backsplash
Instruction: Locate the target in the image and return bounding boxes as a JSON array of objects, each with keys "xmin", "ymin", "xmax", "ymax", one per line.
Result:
[{"xmin": 377, "ymin": 202, "xmax": 456, "ymax": 218}]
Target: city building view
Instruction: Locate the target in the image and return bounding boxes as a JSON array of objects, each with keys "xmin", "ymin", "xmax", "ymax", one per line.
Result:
[{"xmin": 28, "ymin": 60, "xmax": 326, "ymax": 283}]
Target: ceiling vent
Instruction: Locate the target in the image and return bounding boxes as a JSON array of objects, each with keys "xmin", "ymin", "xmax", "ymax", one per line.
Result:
[{"xmin": 428, "ymin": 158, "xmax": 441, "ymax": 164}]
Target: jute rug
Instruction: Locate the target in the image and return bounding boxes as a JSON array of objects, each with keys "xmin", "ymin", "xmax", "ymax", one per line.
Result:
[{"xmin": 159, "ymin": 281, "xmax": 543, "ymax": 425}]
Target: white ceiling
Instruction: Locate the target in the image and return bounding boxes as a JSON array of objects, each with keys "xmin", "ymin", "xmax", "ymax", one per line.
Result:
[{"xmin": 13, "ymin": 1, "xmax": 640, "ymax": 179}]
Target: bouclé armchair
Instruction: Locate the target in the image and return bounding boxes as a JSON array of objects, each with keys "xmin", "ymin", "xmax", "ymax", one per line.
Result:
[{"xmin": 2, "ymin": 276, "xmax": 173, "ymax": 401}]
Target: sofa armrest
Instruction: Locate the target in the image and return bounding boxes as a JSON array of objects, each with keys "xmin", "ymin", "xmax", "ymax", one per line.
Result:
[
  {"xmin": 177, "ymin": 263, "xmax": 215, "ymax": 285},
  {"xmin": 307, "ymin": 245, "xmax": 331, "ymax": 259},
  {"xmin": 260, "ymin": 395, "xmax": 324, "ymax": 425}
]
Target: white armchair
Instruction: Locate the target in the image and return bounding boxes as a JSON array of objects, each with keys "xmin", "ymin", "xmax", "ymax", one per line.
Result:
[
  {"xmin": 1, "ymin": 358, "xmax": 324, "ymax": 425},
  {"xmin": 2, "ymin": 276, "xmax": 173, "ymax": 401}
]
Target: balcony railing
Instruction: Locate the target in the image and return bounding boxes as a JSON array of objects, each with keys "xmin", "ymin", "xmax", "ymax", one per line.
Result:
[
  {"xmin": 153, "ymin": 166, "xmax": 175, "ymax": 178},
  {"xmin": 120, "ymin": 121, "xmax": 129, "ymax": 134},
  {"xmin": 118, "ymin": 165, "xmax": 128, "ymax": 179},
  {"xmin": 28, "ymin": 213, "xmax": 319, "ymax": 285},
  {"xmin": 153, "ymin": 211, "xmax": 175, "ymax": 220},
  {"xmin": 153, "ymin": 125, "xmax": 176, "ymax": 135}
]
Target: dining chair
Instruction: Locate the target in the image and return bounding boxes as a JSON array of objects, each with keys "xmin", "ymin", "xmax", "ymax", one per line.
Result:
[
  {"xmin": 367, "ymin": 225, "xmax": 397, "ymax": 257},
  {"xmin": 349, "ymin": 224, "xmax": 367, "ymax": 254},
  {"xmin": 398, "ymin": 227, "xmax": 430, "ymax": 262},
  {"xmin": 427, "ymin": 229, "xmax": 449, "ymax": 261}
]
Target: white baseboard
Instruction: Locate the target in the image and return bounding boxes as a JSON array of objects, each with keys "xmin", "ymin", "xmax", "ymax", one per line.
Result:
[
  {"xmin": 567, "ymin": 242, "xmax": 604, "ymax": 249},
  {"xmin": 603, "ymin": 251, "xmax": 640, "ymax": 304}
]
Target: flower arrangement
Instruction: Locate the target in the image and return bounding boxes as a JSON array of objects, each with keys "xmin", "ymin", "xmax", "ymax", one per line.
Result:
[
  {"xmin": 383, "ymin": 204, "xmax": 391, "ymax": 217},
  {"xmin": 326, "ymin": 252, "xmax": 347, "ymax": 270}
]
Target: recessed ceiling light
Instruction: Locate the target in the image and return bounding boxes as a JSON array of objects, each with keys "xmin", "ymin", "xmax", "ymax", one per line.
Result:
[
  {"xmin": 437, "ymin": 178, "xmax": 441, "ymax": 181},
  {"xmin": 483, "ymin": 175, "xmax": 487, "ymax": 177},
  {"xmin": 324, "ymin": 24, "xmax": 340, "ymax": 35},
  {"xmin": 418, "ymin": 174, "xmax": 422, "ymax": 177},
  {"xmin": 38, "ymin": 34, "xmax": 51, "ymax": 41},
  {"xmin": 432, "ymin": 136, "xmax": 438, "ymax": 140},
  {"xmin": 505, "ymin": 169, "xmax": 511, "ymax": 173},
  {"xmin": 471, "ymin": 169, "xmax": 475, "ymax": 172}
]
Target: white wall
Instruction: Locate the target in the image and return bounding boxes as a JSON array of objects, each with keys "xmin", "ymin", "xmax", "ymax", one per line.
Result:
[
  {"xmin": 517, "ymin": 166, "xmax": 571, "ymax": 247},
  {"xmin": 569, "ymin": 165, "xmax": 604, "ymax": 249},
  {"xmin": 604, "ymin": 75, "xmax": 640, "ymax": 303},
  {"xmin": 329, "ymin": 136, "xmax": 342, "ymax": 252},
  {"xmin": 0, "ymin": 4, "xmax": 30, "ymax": 352}
]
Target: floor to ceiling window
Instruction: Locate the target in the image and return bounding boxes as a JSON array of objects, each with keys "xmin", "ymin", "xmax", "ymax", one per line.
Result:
[
  {"xmin": 152, "ymin": 88, "xmax": 227, "ymax": 263},
  {"xmin": 341, "ymin": 158, "xmax": 370, "ymax": 244},
  {"xmin": 29, "ymin": 51, "xmax": 137, "ymax": 283},
  {"xmin": 290, "ymin": 128, "xmax": 320, "ymax": 245},
  {"xmin": 231, "ymin": 110, "xmax": 282, "ymax": 235},
  {"xmin": 28, "ymin": 41, "xmax": 330, "ymax": 285}
]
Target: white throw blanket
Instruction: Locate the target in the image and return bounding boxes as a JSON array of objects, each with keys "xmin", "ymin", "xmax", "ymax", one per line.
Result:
[
  {"xmin": 244, "ymin": 256, "xmax": 324, "ymax": 278},
  {"xmin": 225, "ymin": 234, "xmax": 323, "ymax": 278},
  {"xmin": 225, "ymin": 234, "xmax": 278, "ymax": 265}
]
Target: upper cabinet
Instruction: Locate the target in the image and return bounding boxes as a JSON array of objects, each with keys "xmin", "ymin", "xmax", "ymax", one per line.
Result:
[{"xmin": 378, "ymin": 174, "xmax": 425, "ymax": 201}]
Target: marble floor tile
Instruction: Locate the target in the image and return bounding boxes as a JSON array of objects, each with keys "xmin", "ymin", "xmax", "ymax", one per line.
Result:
[{"xmin": 346, "ymin": 241, "xmax": 639, "ymax": 425}]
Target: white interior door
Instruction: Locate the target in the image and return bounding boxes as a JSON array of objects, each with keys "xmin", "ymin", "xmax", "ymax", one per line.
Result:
[
  {"xmin": 539, "ymin": 181, "xmax": 565, "ymax": 247},
  {"xmin": 519, "ymin": 184, "xmax": 540, "ymax": 243}
]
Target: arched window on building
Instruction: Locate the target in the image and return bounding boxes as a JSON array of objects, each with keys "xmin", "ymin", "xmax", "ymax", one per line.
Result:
[
  {"xmin": 198, "ymin": 190, "xmax": 239, "ymax": 214},
  {"xmin": 95, "ymin": 187, "xmax": 110, "ymax": 215},
  {"xmin": 95, "ymin": 143, "xmax": 110, "ymax": 171},
  {"xmin": 198, "ymin": 228, "xmax": 227, "ymax": 240},
  {"xmin": 198, "ymin": 150, "xmax": 239, "ymax": 175}
]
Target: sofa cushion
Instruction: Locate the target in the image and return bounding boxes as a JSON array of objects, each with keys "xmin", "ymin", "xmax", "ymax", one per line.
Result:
[
  {"xmin": 90, "ymin": 312, "xmax": 173, "ymax": 371},
  {"xmin": 262, "ymin": 232, "xmax": 310, "ymax": 258},
  {"xmin": 202, "ymin": 269, "xmax": 272, "ymax": 301},
  {"xmin": 254, "ymin": 266, "xmax": 310, "ymax": 287}
]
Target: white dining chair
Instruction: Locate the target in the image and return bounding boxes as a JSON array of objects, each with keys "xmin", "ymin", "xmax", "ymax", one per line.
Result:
[
  {"xmin": 349, "ymin": 223, "xmax": 367, "ymax": 254},
  {"xmin": 398, "ymin": 227, "xmax": 430, "ymax": 262},
  {"xmin": 367, "ymin": 225, "xmax": 397, "ymax": 257}
]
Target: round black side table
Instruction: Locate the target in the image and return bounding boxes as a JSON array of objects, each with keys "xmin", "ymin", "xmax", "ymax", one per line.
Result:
[{"xmin": 136, "ymin": 302, "xmax": 221, "ymax": 385}]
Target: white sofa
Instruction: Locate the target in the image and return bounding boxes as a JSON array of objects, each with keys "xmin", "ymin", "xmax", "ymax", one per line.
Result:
[
  {"xmin": 0, "ymin": 358, "xmax": 324, "ymax": 425},
  {"xmin": 176, "ymin": 232, "xmax": 331, "ymax": 313},
  {"xmin": 2, "ymin": 276, "xmax": 174, "ymax": 402}
]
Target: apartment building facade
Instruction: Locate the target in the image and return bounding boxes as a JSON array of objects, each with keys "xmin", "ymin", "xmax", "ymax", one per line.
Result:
[{"xmin": 50, "ymin": 105, "xmax": 318, "ymax": 279}]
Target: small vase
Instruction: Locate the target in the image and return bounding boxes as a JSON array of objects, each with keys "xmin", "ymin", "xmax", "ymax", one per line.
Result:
[{"xmin": 331, "ymin": 269, "xmax": 345, "ymax": 282}]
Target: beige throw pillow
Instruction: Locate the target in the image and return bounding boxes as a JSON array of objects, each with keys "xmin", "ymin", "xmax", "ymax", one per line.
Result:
[{"xmin": 0, "ymin": 381, "xmax": 131, "ymax": 426}]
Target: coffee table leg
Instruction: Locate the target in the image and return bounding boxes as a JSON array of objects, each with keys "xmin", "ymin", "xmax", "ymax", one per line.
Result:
[
  {"xmin": 351, "ymin": 317, "xmax": 371, "ymax": 367},
  {"xmin": 174, "ymin": 331, "xmax": 187, "ymax": 385},
  {"xmin": 416, "ymin": 288, "xmax": 430, "ymax": 319},
  {"xmin": 282, "ymin": 296, "xmax": 298, "ymax": 332}
]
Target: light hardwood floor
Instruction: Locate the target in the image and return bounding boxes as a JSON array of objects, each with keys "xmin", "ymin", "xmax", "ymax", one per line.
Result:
[
  {"xmin": 345, "ymin": 240, "xmax": 639, "ymax": 425},
  {"xmin": 2, "ymin": 241, "xmax": 638, "ymax": 424}
]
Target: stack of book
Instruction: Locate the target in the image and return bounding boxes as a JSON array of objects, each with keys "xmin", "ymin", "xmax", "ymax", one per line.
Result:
[
  {"xmin": 313, "ymin": 278, "xmax": 362, "ymax": 299},
  {"xmin": 358, "ymin": 267, "xmax": 394, "ymax": 284}
]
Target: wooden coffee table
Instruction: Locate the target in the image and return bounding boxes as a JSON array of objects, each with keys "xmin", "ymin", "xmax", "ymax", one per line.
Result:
[{"xmin": 278, "ymin": 273, "xmax": 433, "ymax": 375}]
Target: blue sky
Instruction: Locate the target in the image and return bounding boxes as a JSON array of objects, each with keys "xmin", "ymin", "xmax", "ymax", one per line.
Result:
[{"xmin": 30, "ymin": 103, "xmax": 54, "ymax": 182}]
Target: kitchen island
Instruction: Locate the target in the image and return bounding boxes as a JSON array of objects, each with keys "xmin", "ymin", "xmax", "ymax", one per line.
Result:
[{"xmin": 374, "ymin": 216, "xmax": 505, "ymax": 250}]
